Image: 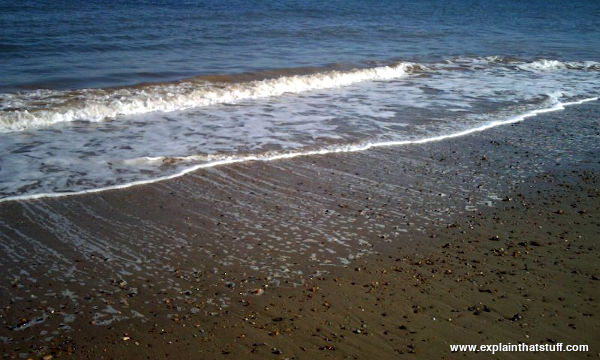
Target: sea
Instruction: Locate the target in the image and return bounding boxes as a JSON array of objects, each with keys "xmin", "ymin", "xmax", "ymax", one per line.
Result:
[{"xmin": 1, "ymin": 0, "xmax": 599, "ymax": 201}]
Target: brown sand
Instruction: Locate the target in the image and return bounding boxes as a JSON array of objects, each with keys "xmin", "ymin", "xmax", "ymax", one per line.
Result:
[{"xmin": 1, "ymin": 102, "xmax": 599, "ymax": 359}]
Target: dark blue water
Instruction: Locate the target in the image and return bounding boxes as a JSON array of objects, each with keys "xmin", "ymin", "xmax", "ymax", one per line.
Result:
[{"xmin": 2, "ymin": 0, "xmax": 599, "ymax": 90}]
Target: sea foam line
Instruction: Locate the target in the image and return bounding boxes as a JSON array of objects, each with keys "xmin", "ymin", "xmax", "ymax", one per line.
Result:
[
  {"xmin": 1, "ymin": 96, "xmax": 596, "ymax": 204},
  {"xmin": 0, "ymin": 62, "xmax": 419, "ymax": 132},
  {"xmin": 2, "ymin": 57, "xmax": 597, "ymax": 132}
]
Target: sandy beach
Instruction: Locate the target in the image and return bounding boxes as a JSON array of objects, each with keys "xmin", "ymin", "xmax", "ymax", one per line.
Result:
[{"xmin": 1, "ymin": 101, "xmax": 599, "ymax": 359}]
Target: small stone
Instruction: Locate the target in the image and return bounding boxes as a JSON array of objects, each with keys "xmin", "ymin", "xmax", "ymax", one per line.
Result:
[
  {"xmin": 250, "ymin": 288, "xmax": 264, "ymax": 296},
  {"xmin": 510, "ymin": 313, "xmax": 522, "ymax": 321},
  {"xmin": 319, "ymin": 345, "xmax": 336, "ymax": 351}
]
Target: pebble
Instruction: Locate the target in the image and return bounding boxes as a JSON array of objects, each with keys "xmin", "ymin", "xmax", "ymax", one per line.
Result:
[
  {"xmin": 251, "ymin": 288, "xmax": 264, "ymax": 295},
  {"xmin": 510, "ymin": 313, "xmax": 523, "ymax": 321}
]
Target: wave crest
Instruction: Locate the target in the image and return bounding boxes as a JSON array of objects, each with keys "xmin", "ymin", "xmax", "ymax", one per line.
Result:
[
  {"xmin": 1, "ymin": 57, "xmax": 597, "ymax": 133},
  {"xmin": 0, "ymin": 62, "xmax": 421, "ymax": 132},
  {"xmin": 516, "ymin": 59, "xmax": 600, "ymax": 72}
]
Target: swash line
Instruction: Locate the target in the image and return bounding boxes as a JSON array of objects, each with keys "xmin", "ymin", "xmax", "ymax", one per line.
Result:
[{"xmin": 0, "ymin": 96, "xmax": 596, "ymax": 203}]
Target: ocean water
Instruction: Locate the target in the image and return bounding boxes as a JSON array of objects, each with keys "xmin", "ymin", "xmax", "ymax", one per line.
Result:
[{"xmin": 1, "ymin": 0, "xmax": 599, "ymax": 200}]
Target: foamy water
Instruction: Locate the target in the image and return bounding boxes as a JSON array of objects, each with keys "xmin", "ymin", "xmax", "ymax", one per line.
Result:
[
  {"xmin": 0, "ymin": 62, "xmax": 424, "ymax": 132},
  {"xmin": 0, "ymin": 57, "xmax": 598, "ymax": 201}
]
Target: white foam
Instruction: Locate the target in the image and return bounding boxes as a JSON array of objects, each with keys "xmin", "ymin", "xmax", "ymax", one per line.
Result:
[
  {"xmin": 517, "ymin": 59, "xmax": 600, "ymax": 72},
  {"xmin": 2, "ymin": 57, "xmax": 597, "ymax": 133},
  {"xmin": 517, "ymin": 59, "xmax": 567, "ymax": 71},
  {"xmin": 0, "ymin": 63, "xmax": 419, "ymax": 132},
  {"xmin": 1, "ymin": 96, "xmax": 596, "ymax": 203},
  {"xmin": 443, "ymin": 57, "xmax": 600, "ymax": 72}
]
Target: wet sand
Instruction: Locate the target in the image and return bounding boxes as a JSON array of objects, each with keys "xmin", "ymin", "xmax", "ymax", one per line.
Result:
[{"xmin": 1, "ymin": 101, "xmax": 599, "ymax": 359}]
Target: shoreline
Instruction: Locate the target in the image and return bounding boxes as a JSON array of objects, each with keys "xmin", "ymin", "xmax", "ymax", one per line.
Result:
[
  {"xmin": 1, "ymin": 102, "xmax": 599, "ymax": 359},
  {"xmin": 1, "ymin": 96, "xmax": 597, "ymax": 204}
]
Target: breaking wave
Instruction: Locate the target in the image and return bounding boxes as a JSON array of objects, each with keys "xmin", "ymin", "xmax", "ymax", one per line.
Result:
[
  {"xmin": 0, "ymin": 62, "xmax": 423, "ymax": 132},
  {"xmin": 516, "ymin": 59, "xmax": 600, "ymax": 72},
  {"xmin": 1, "ymin": 57, "xmax": 598, "ymax": 132}
]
